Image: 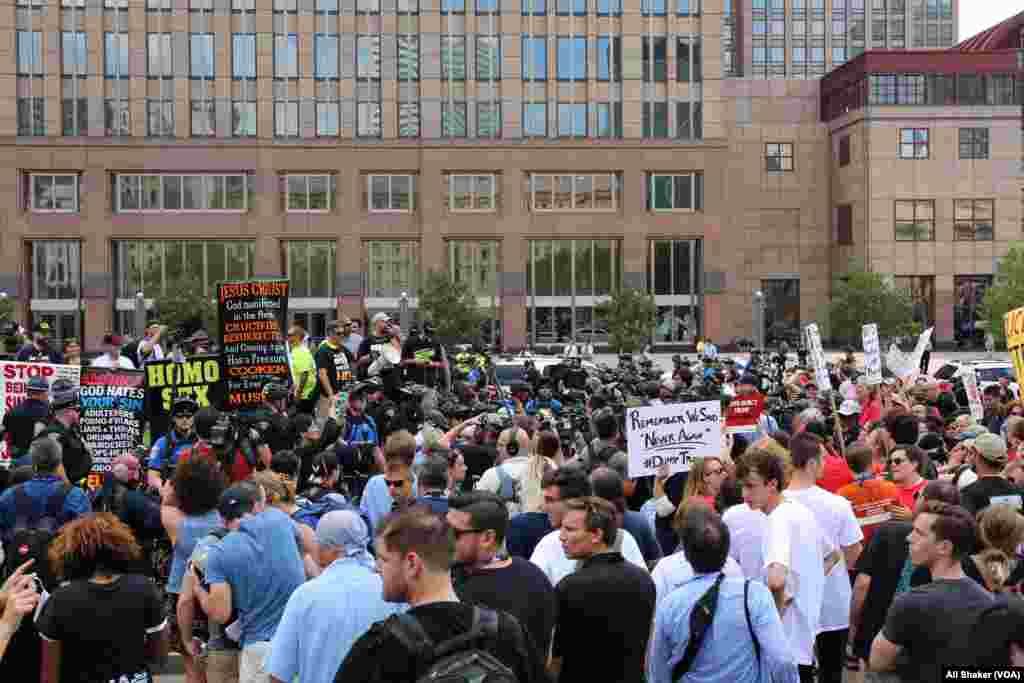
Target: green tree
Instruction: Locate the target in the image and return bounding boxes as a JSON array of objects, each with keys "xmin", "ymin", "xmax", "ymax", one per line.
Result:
[
  {"xmin": 982, "ymin": 245, "xmax": 1024, "ymax": 347},
  {"xmin": 153, "ymin": 277, "xmax": 217, "ymax": 340},
  {"xmin": 595, "ymin": 288, "xmax": 657, "ymax": 354},
  {"xmin": 0, "ymin": 295, "xmax": 21, "ymax": 353},
  {"xmin": 828, "ymin": 270, "xmax": 918, "ymax": 344},
  {"xmin": 417, "ymin": 270, "xmax": 486, "ymax": 345}
]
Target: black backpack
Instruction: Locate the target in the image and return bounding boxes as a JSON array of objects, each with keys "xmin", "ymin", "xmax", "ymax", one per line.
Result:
[
  {"xmin": 2, "ymin": 483, "xmax": 72, "ymax": 591},
  {"xmin": 385, "ymin": 607, "xmax": 519, "ymax": 683}
]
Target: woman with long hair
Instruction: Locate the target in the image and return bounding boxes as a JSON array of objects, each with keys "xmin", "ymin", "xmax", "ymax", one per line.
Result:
[
  {"xmin": 678, "ymin": 455, "xmax": 727, "ymax": 510},
  {"xmin": 520, "ymin": 430, "xmax": 560, "ymax": 513},
  {"xmin": 38, "ymin": 513, "xmax": 168, "ymax": 683}
]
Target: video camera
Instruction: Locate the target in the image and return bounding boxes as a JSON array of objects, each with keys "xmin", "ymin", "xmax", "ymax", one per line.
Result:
[{"xmin": 208, "ymin": 412, "xmax": 261, "ymax": 469}]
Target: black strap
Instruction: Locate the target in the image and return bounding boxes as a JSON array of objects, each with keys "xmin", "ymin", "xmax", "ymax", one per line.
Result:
[
  {"xmin": 388, "ymin": 606, "xmax": 497, "ymax": 675},
  {"xmin": 744, "ymin": 580, "xmax": 762, "ymax": 677},
  {"xmin": 672, "ymin": 573, "xmax": 725, "ymax": 682}
]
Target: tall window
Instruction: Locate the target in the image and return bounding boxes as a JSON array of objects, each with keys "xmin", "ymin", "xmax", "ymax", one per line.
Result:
[
  {"xmin": 399, "ymin": 103, "xmax": 420, "ymax": 138},
  {"xmin": 365, "ymin": 242, "xmax": 420, "ymax": 296},
  {"xmin": 528, "ymin": 173, "xmax": 622, "ymax": 211},
  {"xmin": 441, "ymin": 36, "xmax": 466, "ymax": 80},
  {"xmin": 643, "ymin": 103, "xmax": 669, "ymax": 138},
  {"xmin": 105, "ymin": 32, "xmax": 129, "ymax": 78},
  {"xmin": 104, "ymin": 99, "xmax": 130, "ymax": 136},
  {"xmin": 648, "ymin": 239, "xmax": 702, "ymax": 344},
  {"xmin": 522, "ymin": 0, "xmax": 545, "ymax": 14},
  {"xmin": 647, "ymin": 173, "xmax": 703, "ymax": 211},
  {"xmin": 191, "ymin": 101, "xmax": 215, "ymax": 137},
  {"xmin": 676, "ymin": 102, "xmax": 702, "ymax": 139},
  {"xmin": 63, "ymin": 32, "xmax": 89, "ymax": 136},
  {"xmin": 766, "ymin": 143, "xmax": 794, "ymax": 171},
  {"xmin": 358, "ymin": 102, "xmax": 382, "ymax": 137},
  {"xmin": 398, "ymin": 35, "xmax": 419, "ymax": 80},
  {"xmin": 315, "ymin": 34, "xmax": 339, "ymax": 79},
  {"xmin": 317, "ymin": 101, "xmax": 339, "ymax": 136},
  {"xmin": 233, "ymin": 34, "xmax": 256, "ymax": 79},
  {"xmin": 147, "ymin": 98, "xmax": 174, "ymax": 136},
  {"xmin": 28, "ymin": 174, "xmax": 79, "ymax": 213},
  {"xmin": 284, "ymin": 174, "xmax": 336, "ymax": 212},
  {"xmin": 643, "ymin": 37, "xmax": 667, "ymax": 82},
  {"xmin": 478, "ymin": 103, "xmax": 501, "ymax": 138},
  {"xmin": 522, "ymin": 37, "xmax": 547, "ymax": 80},
  {"xmin": 275, "ymin": 35, "xmax": 299, "ymax": 78},
  {"xmin": 115, "ymin": 174, "xmax": 252, "ymax": 212},
  {"xmin": 958, "ymin": 128, "xmax": 989, "ymax": 160},
  {"xmin": 595, "ymin": 102, "xmax": 623, "ymax": 139},
  {"xmin": 524, "ymin": 103, "xmax": 547, "ymax": 137},
  {"xmin": 63, "ymin": 32, "xmax": 88, "ymax": 76},
  {"xmin": 17, "ymin": 31, "xmax": 43, "ymax": 76},
  {"xmin": 898, "ymin": 128, "xmax": 928, "ymax": 159},
  {"xmin": 642, "ymin": 0, "xmax": 666, "ymax": 15},
  {"xmin": 449, "ymin": 241, "xmax": 499, "ymax": 300},
  {"xmin": 954, "ymin": 200, "xmax": 994, "ymax": 241},
  {"xmin": 477, "ymin": 37, "xmax": 500, "ymax": 80},
  {"xmin": 275, "ymin": 100, "xmax": 299, "ymax": 137},
  {"xmin": 190, "ymin": 33, "xmax": 214, "ymax": 78},
  {"xmin": 894, "ymin": 199, "xmax": 935, "ymax": 241},
  {"xmin": 284, "ymin": 241, "xmax": 337, "ymax": 298},
  {"xmin": 442, "ymin": 102, "xmax": 467, "ymax": 138},
  {"xmin": 366, "ymin": 175, "xmax": 416, "ymax": 212},
  {"xmin": 558, "ymin": 104, "xmax": 586, "ymax": 137},
  {"xmin": 233, "ymin": 100, "xmax": 257, "ymax": 137},
  {"xmin": 114, "ymin": 241, "xmax": 255, "ymax": 298},
  {"xmin": 31, "ymin": 241, "xmax": 81, "ymax": 302},
  {"xmin": 18, "ymin": 98, "xmax": 46, "ymax": 136},
  {"xmin": 447, "ymin": 174, "xmax": 498, "ymax": 211},
  {"xmin": 676, "ymin": 38, "xmax": 702, "ymax": 82},
  {"xmin": 597, "ymin": 37, "xmax": 621, "ymax": 80},
  {"xmin": 556, "ymin": 0, "xmax": 585, "ymax": 14},
  {"xmin": 557, "ymin": 37, "xmax": 586, "ymax": 81},
  {"xmin": 358, "ymin": 35, "xmax": 382, "ymax": 79},
  {"xmin": 148, "ymin": 33, "xmax": 172, "ymax": 78},
  {"xmin": 836, "ymin": 204, "xmax": 853, "ymax": 244}
]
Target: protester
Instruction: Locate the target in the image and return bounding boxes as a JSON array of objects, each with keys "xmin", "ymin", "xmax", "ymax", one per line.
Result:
[
  {"xmin": 2, "ymin": 376, "xmax": 51, "ymax": 465},
  {"xmin": 653, "ymin": 502, "xmax": 742, "ymax": 606},
  {"xmin": 889, "ymin": 445, "xmax": 929, "ymax": 512},
  {"xmin": 960, "ymin": 432, "xmax": 1023, "ymax": 515},
  {"xmin": 90, "ymin": 333, "xmax": 137, "ymax": 369},
  {"xmin": 315, "ymin": 320, "xmax": 355, "ymax": 420},
  {"xmin": 592, "ymin": 467, "xmax": 663, "ymax": 567},
  {"xmin": 288, "ymin": 324, "xmax": 317, "ymax": 415},
  {"xmin": 476, "ymin": 427, "xmax": 533, "ymax": 514},
  {"xmin": 0, "ymin": 438, "xmax": 91, "ymax": 544},
  {"xmin": 836, "ymin": 443, "xmax": 900, "ymax": 543},
  {"xmin": 360, "ymin": 430, "xmax": 417, "ymax": 535},
  {"xmin": 16, "ymin": 323, "xmax": 63, "ymax": 364}
]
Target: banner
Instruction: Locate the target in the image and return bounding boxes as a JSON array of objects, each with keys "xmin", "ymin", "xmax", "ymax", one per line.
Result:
[
  {"xmin": 0, "ymin": 361, "xmax": 81, "ymax": 422},
  {"xmin": 144, "ymin": 355, "xmax": 223, "ymax": 440},
  {"xmin": 862, "ymin": 324, "xmax": 883, "ymax": 385},
  {"xmin": 1005, "ymin": 306, "xmax": 1024, "ymax": 382},
  {"xmin": 805, "ymin": 324, "xmax": 832, "ymax": 393},
  {"xmin": 961, "ymin": 366, "xmax": 984, "ymax": 422},
  {"xmin": 725, "ymin": 393, "xmax": 765, "ymax": 436},
  {"xmin": 78, "ymin": 368, "xmax": 146, "ymax": 490},
  {"xmin": 910, "ymin": 327, "xmax": 934, "ymax": 377},
  {"xmin": 625, "ymin": 400, "xmax": 722, "ymax": 478},
  {"xmin": 217, "ymin": 279, "xmax": 291, "ymax": 410}
]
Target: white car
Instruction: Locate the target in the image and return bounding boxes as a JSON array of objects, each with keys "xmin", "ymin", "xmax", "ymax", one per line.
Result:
[
  {"xmin": 492, "ymin": 352, "xmax": 597, "ymax": 389},
  {"xmin": 933, "ymin": 359, "xmax": 1019, "ymax": 397}
]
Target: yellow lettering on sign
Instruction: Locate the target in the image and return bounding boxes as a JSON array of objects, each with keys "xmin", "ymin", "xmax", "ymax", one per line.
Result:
[{"xmin": 1005, "ymin": 306, "xmax": 1024, "ymax": 382}]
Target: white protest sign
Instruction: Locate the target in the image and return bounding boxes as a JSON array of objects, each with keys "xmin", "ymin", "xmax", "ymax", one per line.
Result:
[
  {"xmin": 0, "ymin": 361, "xmax": 82, "ymax": 464},
  {"xmin": 805, "ymin": 324, "xmax": 832, "ymax": 393},
  {"xmin": 885, "ymin": 344, "xmax": 914, "ymax": 379},
  {"xmin": 862, "ymin": 324, "xmax": 882, "ymax": 385},
  {"xmin": 625, "ymin": 400, "xmax": 722, "ymax": 479},
  {"xmin": 960, "ymin": 366, "xmax": 984, "ymax": 422},
  {"xmin": 910, "ymin": 327, "xmax": 934, "ymax": 377}
]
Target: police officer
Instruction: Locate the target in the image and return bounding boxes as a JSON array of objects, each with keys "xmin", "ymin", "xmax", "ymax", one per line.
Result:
[
  {"xmin": 33, "ymin": 379, "xmax": 92, "ymax": 486},
  {"xmin": 146, "ymin": 396, "xmax": 199, "ymax": 490},
  {"xmin": 3, "ymin": 376, "xmax": 51, "ymax": 466}
]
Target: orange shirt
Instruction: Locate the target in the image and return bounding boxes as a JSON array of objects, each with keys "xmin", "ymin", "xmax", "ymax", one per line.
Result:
[
  {"xmin": 896, "ymin": 478, "xmax": 928, "ymax": 512},
  {"xmin": 836, "ymin": 477, "xmax": 901, "ymax": 542}
]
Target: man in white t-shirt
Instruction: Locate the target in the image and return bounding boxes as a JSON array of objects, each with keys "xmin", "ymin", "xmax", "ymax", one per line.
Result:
[
  {"xmin": 739, "ymin": 446, "xmax": 830, "ymax": 682},
  {"xmin": 785, "ymin": 432, "xmax": 864, "ymax": 683},
  {"xmin": 530, "ymin": 467, "xmax": 647, "ymax": 586},
  {"xmin": 90, "ymin": 334, "xmax": 137, "ymax": 370},
  {"xmin": 721, "ymin": 501, "xmax": 768, "ymax": 580}
]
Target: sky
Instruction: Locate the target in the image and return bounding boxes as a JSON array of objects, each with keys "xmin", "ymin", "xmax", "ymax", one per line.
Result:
[{"xmin": 960, "ymin": 3, "xmax": 1023, "ymax": 42}]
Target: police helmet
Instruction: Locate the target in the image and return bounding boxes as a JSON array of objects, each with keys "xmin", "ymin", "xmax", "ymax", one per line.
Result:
[{"xmin": 171, "ymin": 395, "xmax": 199, "ymax": 418}]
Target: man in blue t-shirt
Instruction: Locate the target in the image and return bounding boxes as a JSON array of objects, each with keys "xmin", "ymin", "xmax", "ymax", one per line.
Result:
[
  {"xmin": 194, "ymin": 482, "xmax": 305, "ymax": 683},
  {"xmin": 146, "ymin": 397, "xmax": 198, "ymax": 490}
]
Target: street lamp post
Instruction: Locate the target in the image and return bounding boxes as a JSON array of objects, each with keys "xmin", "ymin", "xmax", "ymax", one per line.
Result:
[
  {"xmin": 134, "ymin": 291, "xmax": 146, "ymax": 339},
  {"xmin": 399, "ymin": 291, "xmax": 410, "ymax": 332},
  {"xmin": 753, "ymin": 290, "xmax": 766, "ymax": 350}
]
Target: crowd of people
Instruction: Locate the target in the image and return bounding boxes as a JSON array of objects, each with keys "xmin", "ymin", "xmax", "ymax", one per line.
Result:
[{"xmin": 0, "ymin": 313, "xmax": 1023, "ymax": 683}]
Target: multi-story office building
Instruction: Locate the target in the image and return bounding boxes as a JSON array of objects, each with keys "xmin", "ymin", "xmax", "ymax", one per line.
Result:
[{"xmin": 1, "ymin": 0, "xmax": 1011, "ymax": 351}]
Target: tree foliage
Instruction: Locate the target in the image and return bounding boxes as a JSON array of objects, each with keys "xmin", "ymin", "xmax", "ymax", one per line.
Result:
[
  {"xmin": 153, "ymin": 278, "xmax": 218, "ymax": 340},
  {"xmin": 828, "ymin": 270, "xmax": 918, "ymax": 344},
  {"xmin": 595, "ymin": 288, "xmax": 657, "ymax": 354},
  {"xmin": 982, "ymin": 246, "xmax": 1024, "ymax": 347},
  {"xmin": 416, "ymin": 270, "xmax": 486, "ymax": 346}
]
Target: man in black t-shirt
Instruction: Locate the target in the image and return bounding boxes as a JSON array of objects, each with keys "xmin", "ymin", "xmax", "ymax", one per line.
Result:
[
  {"xmin": 356, "ymin": 312, "xmax": 394, "ymax": 379},
  {"xmin": 315, "ymin": 320, "xmax": 355, "ymax": 419},
  {"xmin": 449, "ymin": 491, "xmax": 557, "ymax": 658},
  {"xmin": 335, "ymin": 506, "xmax": 546, "ymax": 683},
  {"xmin": 401, "ymin": 322, "xmax": 446, "ymax": 388},
  {"xmin": 960, "ymin": 433, "xmax": 1023, "ymax": 515}
]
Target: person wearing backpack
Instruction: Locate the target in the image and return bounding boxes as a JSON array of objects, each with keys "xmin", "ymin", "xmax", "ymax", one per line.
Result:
[
  {"xmin": 334, "ymin": 505, "xmax": 547, "ymax": 683},
  {"xmin": 571, "ymin": 408, "xmax": 625, "ymax": 472},
  {"xmin": 475, "ymin": 428, "xmax": 532, "ymax": 515}
]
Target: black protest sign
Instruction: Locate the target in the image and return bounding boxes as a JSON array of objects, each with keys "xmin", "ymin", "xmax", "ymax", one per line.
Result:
[
  {"xmin": 217, "ymin": 279, "xmax": 291, "ymax": 409},
  {"xmin": 78, "ymin": 368, "xmax": 146, "ymax": 490},
  {"xmin": 145, "ymin": 355, "xmax": 223, "ymax": 440}
]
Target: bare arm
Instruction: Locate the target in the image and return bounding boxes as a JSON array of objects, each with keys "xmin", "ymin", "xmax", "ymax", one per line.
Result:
[
  {"xmin": 177, "ymin": 571, "xmax": 197, "ymax": 656},
  {"xmin": 318, "ymin": 367, "xmax": 334, "ymax": 396},
  {"xmin": 869, "ymin": 632, "xmax": 902, "ymax": 673},
  {"xmin": 848, "ymin": 573, "xmax": 871, "ymax": 646},
  {"xmin": 41, "ymin": 639, "xmax": 62, "ymax": 683},
  {"xmin": 843, "ymin": 541, "xmax": 863, "ymax": 571},
  {"xmin": 193, "ymin": 580, "xmax": 233, "ymax": 625},
  {"xmin": 144, "ymin": 623, "xmax": 169, "ymax": 666},
  {"xmin": 765, "ymin": 562, "xmax": 790, "ymax": 615}
]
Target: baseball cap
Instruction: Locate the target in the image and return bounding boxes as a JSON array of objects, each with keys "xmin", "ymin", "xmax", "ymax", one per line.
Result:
[
  {"xmin": 26, "ymin": 376, "xmax": 49, "ymax": 394},
  {"xmin": 102, "ymin": 333, "xmax": 124, "ymax": 346},
  {"xmin": 974, "ymin": 432, "xmax": 1008, "ymax": 467},
  {"xmin": 371, "ymin": 312, "xmax": 392, "ymax": 326},
  {"xmin": 838, "ymin": 399, "xmax": 861, "ymax": 416},
  {"xmin": 219, "ymin": 483, "xmax": 260, "ymax": 522},
  {"xmin": 111, "ymin": 454, "xmax": 141, "ymax": 484},
  {"xmin": 739, "ymin": 373, "xmax": 759, "ymax": 386}
]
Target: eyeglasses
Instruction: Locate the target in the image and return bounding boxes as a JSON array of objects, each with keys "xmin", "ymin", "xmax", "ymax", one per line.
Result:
[
  {"xmin": 384, "ymin": 479, "xmax": 407, "ymax": 489},
  {"xmin": 704, "ymin": 468, "xmax": 725, "ymax": 478},
  {"xmin": 451, "ymin": 527, "xmax": 485, "ymax": 539},
  {"xmin": 888, "ymin": 456, "xmax": 907, "ymax": 466}
]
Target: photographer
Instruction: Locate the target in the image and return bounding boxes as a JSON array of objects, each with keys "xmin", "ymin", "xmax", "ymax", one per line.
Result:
[
  {"xmin": 336, "ymin": 385, "xmax": 385, "ymax": 475},
  {"xmin": 177, "ymin": 407, "xmax": 266, "ymax": 485}
]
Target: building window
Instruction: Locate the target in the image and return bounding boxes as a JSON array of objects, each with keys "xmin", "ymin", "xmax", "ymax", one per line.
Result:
[
  {"xmin": 105, "ymin": 33, "xmax": 129, "ymax": 78},
  {"xmin": 358, "ymin": 102, "xmax": 382, "ymax": 137},
  {"xmin": 442, "ymin": 102, "xmax": 467, "ymax": 137},
  {"xmin": 954, "ymin": 199, "xmax": 994, "ymax": 241},
  {"xmin": 478, "ymin": 103, "xmax": 501, "ymax": 138},
  {"xmin": 477, "ymin": 0, "xmax": 497, "ymax": 12},
  {"xmin": 678, "ymin": 0, "xmax": 699, "ymax": 13},
  {"xmin": 367, "ymin": 174, "xmax": 416, "ymax": 212},
  {"xmin": 191, "ymin": 101, "xmax": 215, "ymax": 137},
  {"xmin": 522, "ymin": 0, "xmax": 545, "ymax": 14},
  {"xmin": 676, "ymin": 39, "xmax": 702, "ymax": 82},
  {"xmin": 449, "ymin": 241, "xmax": 500, "ymax": 301},
  {"xmin": 365, "ymin": 241, "xmax": 420, "ymax": 297},
  {"xmin": 232, "ymin": 0, "xmax": 255, "ymax": 9},
  {"xmin": 556, "ymin": 0, "xmax": 585, "ymax": 14},
  {"xmin": 766, "ymin": 143, "xmax": 794, "ymax": 171},
  {"xmin": 63, "ymin": 32, "xmax": 88, "ymax": 76},
  {"xmin": 647, "ymin": 173, "xmax": 703, "ymax": 211},
  {"xmin": 958, "ymin": 128, "xmax": 989, "ymax": 160},
  {"xmin": 676, "ymin": 102, "xmax": 702, "ymax": 139},
  {"xmin": 441, "ymin": 36, "xmax": 466, "ymax": 80},
  {"xmin": 524, "ymin": 103, "xmax": 547, "ymax": 137},
  {"xmin": 642, "ymin": 0, "xmax": 666, "ymax": 15},
  {"xmin": 448, "ymin": 174, "xmax": 498, "ymax": 211},
  {"xmin": 597, "ymin": 0, "xmax": 621, "ymax": 13},
  {"xmin": 954, "ymin": 275, "xmax": 992, "ymax": 345},
  {"xmin": 529, "ymin": 173, "xmax": 622, "ymax": 211},
  {"xmin": 643, "ymin": 103, "xmax": 669, "ymax": 139},
  {"xmin": 315, "ymin": 34, "xmax": 339, "ymax": 80},
  {"xmin": 597, "ymin": 37, "xmax": 622, "ymax": 81},
  {"xmin": 147, "ymin": 33, "xmax": 172, "ymax": 78},
  {"xmin": 317, "ymin": 101, "xmax": 339, "ymax": 136},
  {"xmin": 274, "ymin": 0, "xmax": 297, "ymax": 10},
  {"xmin": 114, "ymin": 240, "xmax": 255, "ymax": 298},
  {"xmin": 147, "ymin": 99, "xmax": 174, "ymax": 137},
  {"xmin": 899, "ymin": 128, "xmax": 928, "ymax": 158},
  {"xmin": 595, "ymin": 102, "xmax": 623, "ymax": 139},
  {"xmin": 398, "ymin": 35, "xmax": 419, "ymax": 80},
  {"xmin": 442, "ymin": 0, "xmax": 465, "ymax": 12},
  {"xmin": 399, "ymin": 103, "xmax": 420, "ymax": 137},
  {"xmin": 477, "ymin": 37, "xmax": 500, "ymax": 80},
  {"xmin": 895, "ymin": 275, "xmax": 935, "ymax": 328},
  {"xmin": 233, "ymin": 101, "xmax": 256, "ymax": 137},
  {"xmin": 762, "ymin": 279, "xmax": 801, "ymax": 345},
  {"xmin": 836, "ymin": 204, "xmax": 853, "ymax": 244},
  {"xmin": 358, "ymin": 35, "xmax": 382, "ymax": 79},
  {"xmin": 839, "ymin": 136, "xmax": 851, "ymax": 166},
  {"xmin": 557, "ymin": 103, "xmax": 586, "ymax": 137},
  {"xmin": 18, "ymin": 98, "xmax": 46, "ymax": 136},
  {"xmin": 275, "ymin": 35, "xmax": 299, "ymax": 78},
  {"xmin": 190, "ymin": 34, "xmax": 214, "ymax": 79},
  {"xmin": 284, "ymin": 174, "xmax": 336, "ymax": 212},
  {"xmin": 31, "ymin": 241, "xmax": 81, "ymax": 301},
  {"xmin": 233, "ymin": 34, "xmax": 257, "ymax": 79},
  {"xmin": 18, "ymin": 31, "xmax": 43, "ymax": 76},
  {"xmin": 894, "ymin": 199, "xmax": 935, "ymax": 241},
  {"xmin": 275, "ymin": 100, "xmax": 299, "ymax": 137},
  {"xmin": 29, "ymin": 175, "xmax": 79, "ymax": 212},
  {"xmin": 284, "ymin": 241, "xmax": 337, "ymax": 298},
  {"xmin": 115, "ymin": 174, "xmax": 252, "ymax": 213},
  {"xmin": 643, "ymin": 37, "xmax": 668, "ymax": 82},
  {"xmin": 316, "ymin": 0, "xmax": 339, "ymax": 11},
  {"xmin": 648, "ymin": 239, "xmax": 701, "ymax": 344},
  {"xmin": 522, "ymin": 37, "xmax": 547, "ymax": 81},
  {"xmin": 557, "ymin": 37, "xmax": 586, "ymax": 81},
  {"xmin": 104, "ymin": 99, "xmax": 129, "ymax": 136}
]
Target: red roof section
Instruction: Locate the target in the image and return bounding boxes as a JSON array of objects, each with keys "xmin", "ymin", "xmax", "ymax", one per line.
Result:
[{"xmin": 956, "ymin": 11, "xmax": 1024, "ymax": 51}]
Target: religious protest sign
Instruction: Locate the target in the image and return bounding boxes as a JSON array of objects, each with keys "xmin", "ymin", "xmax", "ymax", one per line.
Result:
[
  {"xmin": 217, "ymin": 279, "xmax": 291, "ymax": 409},
  {"xmin": 78, "ymin": 368, "xmax": 145, "ymax": 490},
  {"xmin": 862, "ymin": 324, "xmax": 882, "ymax": 385},
  {"xmin": 145, "ymin": 354, "xmax": 223, "ymax": 441},
  {"xmin": 805, "ymin": 323, "xmax": 832, "ymax": 392},
  {"xmin": 1005, "ymin": 306, "xmax": 1024, "ymax": 383},
  {"xmin": 625, "ymin": 400, "xmax": 722, "ymax": 478},
  {"xmin": 0, "ymin": 361, "xmax": 81, "ymax": 420}
]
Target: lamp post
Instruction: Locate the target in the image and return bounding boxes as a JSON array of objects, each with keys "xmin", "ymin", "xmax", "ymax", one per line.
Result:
[
  {"xmin": 134, "ymin": 291, "xmax": 146, "ymax": 339},
  {"xmin": 399, "ymin": 291, "xmax": 410, "ymax": 332},
  {"xmin": 753, "ymin": 290, "xmax": 766, "ymax": 350}
]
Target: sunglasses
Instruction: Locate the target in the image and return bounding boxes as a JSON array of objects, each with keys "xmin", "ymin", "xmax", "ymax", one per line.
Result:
[
  {"xmin": 385, "ymin": 479, "xmax": 407, "ymax": 489},
  {"xmin": 451, "ymin": 527, "xmax": 485, "ymax": 539},
  {"xmin": 889, "ymin": 456, "xmax": 907, "ymax": 466}
]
